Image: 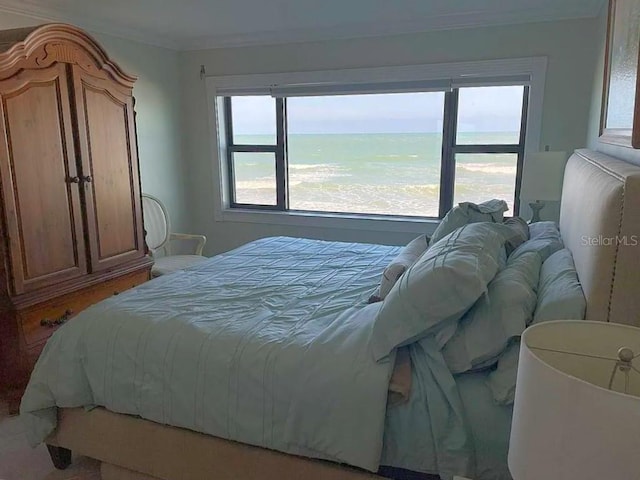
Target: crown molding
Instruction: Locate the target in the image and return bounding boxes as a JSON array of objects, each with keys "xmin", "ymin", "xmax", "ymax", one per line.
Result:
[
  {"xmin": 0, "ymin": 1, "xmax": 180, "ymax": 50},
  {"xmin": 182, "ymin": 2, "xmax": 605, "ymax": 50},
  {"xmin": 0, "ymin": 0, "xmax": 605, "ymax": 52}
]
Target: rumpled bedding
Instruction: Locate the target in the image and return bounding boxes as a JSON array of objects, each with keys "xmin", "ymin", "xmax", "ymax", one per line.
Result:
[
  {"xmin": 380, "ymin": 221, "xmax": 569, "ymax": 480},
  {"xmin": 20, "ymin": 224, "xmax": 576, "ymax": 480},
  {"xmin": 382, "ymin": 357, "xmax": 514, "ymax": 480},
  {"xmin": 388, "ymin": 347, "xmax": 412, "ymax": 406},
  {"xmin": 21, "ymin": 237, "xmax": 401, "ymax": 472}
]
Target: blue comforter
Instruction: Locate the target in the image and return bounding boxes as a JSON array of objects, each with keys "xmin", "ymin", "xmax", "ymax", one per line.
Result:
[
  {"xmin": 21, "ymin": 237, "xmax": 399, "ymax": 471},
  {"xmin": 21, "ymin": 236, "xmax": 514, "ymax": 479}
]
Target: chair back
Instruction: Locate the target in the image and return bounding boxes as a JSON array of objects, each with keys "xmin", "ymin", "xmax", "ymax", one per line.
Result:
[{"xmin": 142, "ymin": 194, "xmax": 170, "ymax": 253}]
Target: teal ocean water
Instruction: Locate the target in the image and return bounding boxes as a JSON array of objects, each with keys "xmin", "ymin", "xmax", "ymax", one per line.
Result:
[{"xmin": 233, "ymin": 133, "xmax": 519, "ymax": 217}]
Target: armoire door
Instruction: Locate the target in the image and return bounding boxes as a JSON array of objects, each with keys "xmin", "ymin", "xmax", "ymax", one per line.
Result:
[
  {"xmin": 71, "ymin": 66, "xmax": 145, "ymax": 272},
  {"xmin": 0, "ymin": 63, "xmax": 88, "ymax": 294}
]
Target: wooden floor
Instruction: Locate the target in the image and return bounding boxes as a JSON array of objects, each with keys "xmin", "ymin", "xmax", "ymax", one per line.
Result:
[{"xmin": 0, "ymin": 400, "xmax": 100, "ymax": 480}]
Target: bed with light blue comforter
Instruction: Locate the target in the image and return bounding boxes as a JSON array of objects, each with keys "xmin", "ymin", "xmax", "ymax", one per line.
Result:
[{"xmin": 21, "ymin": 236, "xmax": 518, "ymax": 479}]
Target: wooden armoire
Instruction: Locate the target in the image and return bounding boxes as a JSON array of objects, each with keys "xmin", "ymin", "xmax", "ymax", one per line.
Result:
[{"xmin": 0, "ymin": 24, "xmax": 153, "ymax": 411}]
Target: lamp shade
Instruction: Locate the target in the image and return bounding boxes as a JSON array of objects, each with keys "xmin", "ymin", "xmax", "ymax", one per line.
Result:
[
  {"xmin": 508, "ymin": 320, "xmax": 640, "ymax": 480},
  {"xmin": 520, "ymin": 151, "xmax": 567, "ymax": 201}
]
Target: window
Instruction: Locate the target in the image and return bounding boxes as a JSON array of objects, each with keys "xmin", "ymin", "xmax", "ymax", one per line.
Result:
[
  {"xmin": 221, "ymin": 84, "xmax": 528, "ymax": 218},
  {"xmin": 225, "ymin": 96, "xmax": 282, "ymax": 208},
  {"xmin": 286, "ymin": 93, "xmax": 444, "ymax": 217},
  {"xmin": 449, "ymin": 85, "xmax": 528, "ymax": 214}
]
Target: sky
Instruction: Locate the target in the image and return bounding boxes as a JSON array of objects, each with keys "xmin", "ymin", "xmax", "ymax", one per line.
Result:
[{"xmin": 230, "ymin": 85, "xmax": 525, "ymax": 135}]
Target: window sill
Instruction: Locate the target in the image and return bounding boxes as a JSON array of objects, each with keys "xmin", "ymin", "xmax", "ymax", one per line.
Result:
[{"xmin": 216, "ymin": 208, "xmax": 439, "ymax": 234}]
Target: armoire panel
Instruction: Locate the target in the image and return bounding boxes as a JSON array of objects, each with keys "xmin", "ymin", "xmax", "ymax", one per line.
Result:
[
  {"xmin": 0, "ymin": 64, "xmax": 87, "ymax": 294},
  {"xmin": 73, "ymin": 66, "xmax": 146, "ymax": 272},
  {"xmin": 83, "ymin": 85, "xmax": 136, "ymax": 259}
]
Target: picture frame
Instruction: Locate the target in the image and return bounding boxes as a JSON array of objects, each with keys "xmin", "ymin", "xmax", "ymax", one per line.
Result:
[{"xmin": 600, "ymin": 0, "xmax": 640, "ymax": 149}]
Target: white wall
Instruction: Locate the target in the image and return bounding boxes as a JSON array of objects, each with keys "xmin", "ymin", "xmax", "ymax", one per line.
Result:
[
  {"xmin": 587, "ymin": 6, "xmax": 640, "ymax": 166},
  {"xmin": 0, "ymin": 12, "xmax": 604, "ymax": 254},
  {"xmin": 180, "ymin": 18, "xmax": 601, "ymax": 255},
  {"xmin": 0, "ymin": 11, "xmax": 191, "ymax": 231}
]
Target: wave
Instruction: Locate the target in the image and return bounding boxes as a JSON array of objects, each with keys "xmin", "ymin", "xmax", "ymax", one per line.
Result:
[
  {"xmin": 374, "ymin": 154, "xmax": 403, "ymax": 158},
  {"xmin": 289, "ymin": 163, "xmax": 332, "ymax": 171},
  {"xmin": 372, "ymin": 154, "xmax": 422, "ymax": 159},
  {"xmin": 235, "ymin": 179, "xmax": 514, "ymax": 216},
  {"xmin": 238, "ymin": 181, "xmax": 440, "ymax": 197},
  {"xmin": 289, "ymin": 182, "xmax": 441, "ymax": 216},
  {"xmin": 458, "ymin": 163, "xmax": 516, "ymax": 175},
  {"xmin": 236, "ymin": 180, "xmax": 276, "ymax": 190}
]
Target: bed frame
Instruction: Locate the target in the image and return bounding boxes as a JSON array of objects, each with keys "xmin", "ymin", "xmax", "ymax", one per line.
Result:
[{"xmin": 44, "ymin": 149, "xmax": 640, "ymax": 480}]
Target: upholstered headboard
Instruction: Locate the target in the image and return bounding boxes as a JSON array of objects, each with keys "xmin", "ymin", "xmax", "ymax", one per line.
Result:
[{"xmin": 560, "ymin": 149, "xmax": 640, "ymax": 326}]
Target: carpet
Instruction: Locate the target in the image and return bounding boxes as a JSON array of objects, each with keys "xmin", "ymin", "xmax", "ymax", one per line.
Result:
[{"xmin": 0, "ymin": 401, "xmax": 100, "ymax": 480}]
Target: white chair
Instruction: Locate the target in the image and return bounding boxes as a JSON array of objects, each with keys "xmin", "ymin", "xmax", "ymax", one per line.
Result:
[{"xmin": 142, "ymin": 194, "xmax": 208, "ymax": 277}]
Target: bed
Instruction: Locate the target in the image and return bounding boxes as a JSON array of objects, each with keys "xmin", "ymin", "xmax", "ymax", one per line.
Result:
[{"xmin": 19, "ymin": 149, "xmax": 640, "ymax": 480}]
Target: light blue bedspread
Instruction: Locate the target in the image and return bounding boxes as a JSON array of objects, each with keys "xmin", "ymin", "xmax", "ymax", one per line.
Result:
[
  {"xmin": 21, "ymin": 237, "xmax": 400, "ymax": 471},
  {"xmin": 382, "ymin": 349, "xmax": 513, "ymax": 480},
  {"xmin": 21, "ymin": 236, "xmax": 514, "ymax": 479}
]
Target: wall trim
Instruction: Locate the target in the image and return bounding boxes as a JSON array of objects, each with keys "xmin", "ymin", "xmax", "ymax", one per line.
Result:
[
  {"xmin": 183, "ymin": 4, "xmax": 604, "ymax": 50},
  {"xmin": 0, "ymin": 0, "xmax": 604, "ymax": 51},
  {"xmin": 205, "ymin": 57, "xmax": 548, "ymax": 229},
  {"xmin": 0, "ymin": 2, "xmax": 179, "ymax": 50}
]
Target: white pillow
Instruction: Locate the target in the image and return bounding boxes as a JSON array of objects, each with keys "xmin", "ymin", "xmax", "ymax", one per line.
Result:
[
  {"xmin": 441, "ymin": 251, "xmax": 540, "ymax": 374},
  {"xmin": 370, "ymin": 223, "xmax": 506, "ymax": 361},
  {"xmin": 430, "ymin": 199, "xmax": 509, "ymax": 245},
  {"xmin": 533, "ymin": 248, "xmax": 586, "ymax": 323},
  {"xmin": 374, "ymin": 235, "xmax": 429, "ymax": 300},
  {"xmin": 509, "ymin": 221, "xmax": 563, "ymax": 263},
  {"xmin": 486, "ymin": 249, "xmax": 585, "ymax": 406}
]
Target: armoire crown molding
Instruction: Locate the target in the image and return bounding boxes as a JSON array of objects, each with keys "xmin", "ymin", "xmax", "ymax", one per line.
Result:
[{"xmin": 0, "ymin": 23, "xmax": 137, "ymax": 87}]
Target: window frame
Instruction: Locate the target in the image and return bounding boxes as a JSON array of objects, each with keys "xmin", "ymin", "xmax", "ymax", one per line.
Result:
[
  {"xmin": 207, "ymin": 58, "xmax": 547, "ymax": 230},
  {"xmin": 440, "ymin": 86, "xmax": 530, "ymax": 217},
  {"xmin": 224, "ymin": 97, "xmax": 287, "ymax": 210},
  {"xmin": 222, "ymin": 86, "xmax": 529, "ymax": 219}
]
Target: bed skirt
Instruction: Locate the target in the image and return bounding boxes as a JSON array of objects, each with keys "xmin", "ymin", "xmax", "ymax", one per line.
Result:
[{"xmin": 48, "ymin": 407, "xmax": 384, "ymax": 480}]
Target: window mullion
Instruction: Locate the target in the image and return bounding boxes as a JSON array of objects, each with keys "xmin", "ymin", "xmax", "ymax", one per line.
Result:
[
  {"xmin": 275, "ymin": 98, "xmax": 287, "ymax": 210},
  {"xmin": 439, "ymin": 89, "xmax": 458, "ymax": 218},
  {"xmin": 223, "ymin": 97, "xmax": 237, "ymax": 206},
  {"xmin": 452, "ymin": 144, "xmax": 521, "ymax": 154},
  {"xmin": 230, "ymin": 145, "xmax": 278, "ymax": 153},
  {"xmin": 513, "ymin": 85, "xmax": 530, "ymax": 216}
]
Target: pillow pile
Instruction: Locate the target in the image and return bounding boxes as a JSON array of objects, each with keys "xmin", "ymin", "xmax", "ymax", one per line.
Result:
[
  {"xmin": 509, "ymin": 221, "xmax": 563, "ymax": 262},
  {"xmin": 370, "ymin": 222, "xmax": 506, "ymax": 361},
  {"xmin": 500, "ymin": 217, "xmax": 530, "ymax": 254},
  {"xmin": 533, "ymin": 248, "xmax": 586, "ymax": 323},
  {"xmin": 486, "ymin": 248, "xmax": 585, "ymax": 405},
  {"xmin": 430, "ymin": 199, "xmax": 509, "ymax": 245},
  {"xmin": 370, "ymin": 234, "xmax": 429, "ymax": 302},
  {"xmin": 442, "ymin": 251, "xmax": 541, "ymax": 374},
  {"xmin": 370, "ymin": 201, "xmax": 525, "ymax": 304}
]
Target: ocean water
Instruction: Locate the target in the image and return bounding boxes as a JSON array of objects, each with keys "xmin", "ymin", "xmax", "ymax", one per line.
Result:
[{"xmin": 232, "ymin": 133, "xmax": 519, "ymax": 217}]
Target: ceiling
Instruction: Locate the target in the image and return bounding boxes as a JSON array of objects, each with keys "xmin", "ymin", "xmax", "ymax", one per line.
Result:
[{"xmin": 0, "ymin": 0, "xmax": 606, "ymax": 50}]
